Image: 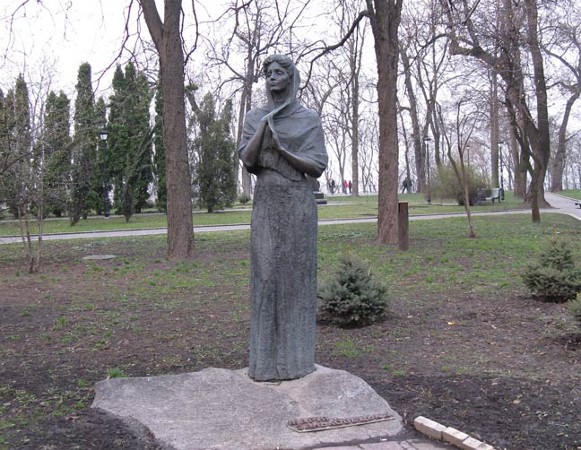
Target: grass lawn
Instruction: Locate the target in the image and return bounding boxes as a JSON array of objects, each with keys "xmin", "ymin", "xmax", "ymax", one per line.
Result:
[
  {"xmin": 561, "ymin": 189, "xmax": 581, "ymax": 200},
  {"xmin": 0, "ymin": 212, "xmax": 579, "ymax": 449}
]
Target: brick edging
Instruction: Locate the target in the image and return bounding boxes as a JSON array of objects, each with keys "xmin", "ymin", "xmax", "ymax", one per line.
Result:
[{"xmin": 414, "ymin": 416, "xmax": 496, "ymax": 450}]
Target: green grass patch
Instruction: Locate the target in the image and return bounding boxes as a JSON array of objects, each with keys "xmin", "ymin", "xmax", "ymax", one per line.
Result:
[
  {"xmin": 561, "ymin": 189, "xmax": 581, "ymax": 200},
  {"xmin": 317, "ymin": 213, "xmax": 580, "ymax": 297}
]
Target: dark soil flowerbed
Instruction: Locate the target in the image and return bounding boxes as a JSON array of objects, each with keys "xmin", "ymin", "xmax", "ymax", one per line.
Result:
[{"xmin": 1, "ymin": 217, "xmax": 580, "ymax": 450}]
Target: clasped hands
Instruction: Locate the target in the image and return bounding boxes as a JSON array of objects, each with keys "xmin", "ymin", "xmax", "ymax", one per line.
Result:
[{"xmin": 259, "ymin": 118, "xmax": 285, "ymax": 154}]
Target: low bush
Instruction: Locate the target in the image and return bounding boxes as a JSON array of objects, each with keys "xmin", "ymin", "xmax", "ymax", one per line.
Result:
[
  {"xmin": 522, "ymin": 237, "xmax": 581, "ymax": 303},
  {"xmin": 238, "ymin": 193, "xmax": 251, "ymax": 205},
  {"xmin": 432, "ymin": 164, "xmax": 489, "ymax": 206},
  {"xmin": 318, "ymin": 253, "xmax": 388, "ymax": 328}
]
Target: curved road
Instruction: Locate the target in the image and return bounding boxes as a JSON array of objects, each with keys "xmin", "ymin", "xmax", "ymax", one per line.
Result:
[{"xmin": 0, "ymin": 192, "xmax": 579, "ymax": 245}]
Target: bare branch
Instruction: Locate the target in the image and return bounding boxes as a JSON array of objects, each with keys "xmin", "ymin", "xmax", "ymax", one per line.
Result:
[
  {"xmin": 138, "ymin": 0, "xmax": 163, "ymax": 48},
  {"xmin": 183, "ymin": 1, "xmax": 200, "ymax": 66},
  {"xmin": 301, "ymin": 10, "xmax": 369, "ymax": 87}
]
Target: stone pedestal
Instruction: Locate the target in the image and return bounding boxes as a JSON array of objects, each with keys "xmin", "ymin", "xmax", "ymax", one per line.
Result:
[{"xmin": 92, "ymin": 365, "xmax": 402, "ymax": 450}]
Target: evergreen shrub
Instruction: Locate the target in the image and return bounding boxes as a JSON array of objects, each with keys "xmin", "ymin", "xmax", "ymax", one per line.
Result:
[
  {"xmin": 318, "ymin": 253, "xmax": 388, "ymax": 328},
  {"xmin": 522, "ymin": 236, "xmax": 581, "ymax": 303}
]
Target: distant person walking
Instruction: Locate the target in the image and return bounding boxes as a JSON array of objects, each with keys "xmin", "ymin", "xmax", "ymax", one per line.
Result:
[
  {"xmin": 401, "ymin": 176, "xmax": 412, "ymax": 194},
  {"xmin": 329, "ymin": 179, "xmax": 336, "ymax": 194}
]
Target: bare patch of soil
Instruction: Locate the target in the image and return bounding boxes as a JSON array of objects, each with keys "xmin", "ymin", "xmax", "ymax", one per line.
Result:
[{"xmin": 1, "ymin": 236, "xmax": 580, "ymax": 450}]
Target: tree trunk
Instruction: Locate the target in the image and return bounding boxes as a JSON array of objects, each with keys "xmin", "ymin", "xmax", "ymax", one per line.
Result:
[
  {"xmin": 348, "ymin": 32, "xmax": 363, "ymax": 197},
  {"xmin": 140, "ymin": 0, "xmax": 194, "ymax": 260},
  {"xmin": 550, "ymin": 91, "xmax": 579, "ymax": 191},
  {"xmin": 442, "ymin": 0, "xmax": 550, "ymax": 220},
  {"xmin": 350, "ymin": 61, "xmax": 360, "ymax": 197},
  {"xmin": 236, "ymin": 87, "xmax": 253, "ymax": 196},
  {"xmin": 523, "ymin": 0, "xmax": 551, "ymax": 220},
  {"xmin": 366, "ymin": 0, "xmax": 403, "ymax": 245},
  {"xmin": 237, "ymin": 55, "xmax": 255, "ymax": 196},
  {"xmin": 490, "ymin": 69, "xmax": 500, "ymax": 187},
  {"xmin": 401, "ymin": 47, "xmax": 425, "ymax": 194},
  {"xmin": 511, "ymin": 129, "xmax": 527, "ymax": 197}
]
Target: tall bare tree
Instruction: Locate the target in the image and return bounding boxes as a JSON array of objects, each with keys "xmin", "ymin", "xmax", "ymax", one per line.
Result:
[
  {"xmin": 359, "ymin": 107, "xmax": 379, "ymax": 193},
  {"xmin": 523, "ymin": 0, "xmax": 551, "ymax": 220},
  {"xmin": 323, "ymin": 62, "xmax": 351, "ymax": 190},
  {"xmin": 139, "ymin": 0, "xmax": 194, "ymax": 260},
  {"xmin": 302, "ymin": 56, "xmax": 342, "ymax": 191},
  {"xmin": 365, "ymin": 0, "xmax": 404, "ymax": 245},
  {"xmin": 399, "ymin": 0, "xmax": 451, "ymax": 195},
  {"xmin": 334, "ymin": 0, "xmax": 368, "ymax": 197},
  {"xmin": 447, "ymin": 99, "xmax": 484, "ymax": 238},
  {"xmin": 441, "ymin": 0, "xmax": 552, "ymax": 223},
  {"xmin": 543, "ymin": 1, "xmax": 581, "ymax": 192},
  {"xmin": 206, "ymin": 0, "xmax": 313, "ymax": 195}
]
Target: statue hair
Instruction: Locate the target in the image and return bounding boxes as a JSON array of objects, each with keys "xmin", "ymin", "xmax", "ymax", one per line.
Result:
[{"xmin": 263, "ymin": 55, "xmax": 295, "ymax": 78}]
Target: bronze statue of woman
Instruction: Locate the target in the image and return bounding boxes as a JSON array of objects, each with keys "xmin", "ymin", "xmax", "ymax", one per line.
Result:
[{"xmin": 238, "ymin": 55, "xmax": 328, "ymax": 381}]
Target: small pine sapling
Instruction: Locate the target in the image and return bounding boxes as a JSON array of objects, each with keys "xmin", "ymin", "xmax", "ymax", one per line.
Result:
[
  {"xmin": 318, "ymin": 253, "xmax": 388, "ymax": 328},
  {"xmin": 522, "ymin": 236, "xmax": 581, "ymax": 303}
]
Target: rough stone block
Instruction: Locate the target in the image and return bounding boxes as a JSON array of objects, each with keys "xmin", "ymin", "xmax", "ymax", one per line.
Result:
[
  {"xmin": 92, "ymin": 365, "xmax": 403, "ymax": 450},
  {"xmin": 413, "ymin": 416, "xmax": 447, "ymax": 440},
  {"xmin": 460, "ymin": 436, "xmax": 496, "ymax": 450},
  {"xmin": 442, "ymin": 426, "xmax": 470, "ymax": 446}
]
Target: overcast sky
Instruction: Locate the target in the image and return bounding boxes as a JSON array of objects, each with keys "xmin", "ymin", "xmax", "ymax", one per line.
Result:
[
  {"xmin": 1, "ymin": 1, "xmax": 125, "ymax": 95},
  {"xmin": 0, "ymin": 0, "xmax": 234, "ymax": 98}
]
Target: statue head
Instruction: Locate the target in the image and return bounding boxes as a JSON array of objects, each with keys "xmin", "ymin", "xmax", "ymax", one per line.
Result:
[
  {"xmin": 263, "ymin": 55, "xmax": 295, "ymax": 78},
  {"xmin": 262, "ymin": 55, "xmax": 300, "ymax": 108}
]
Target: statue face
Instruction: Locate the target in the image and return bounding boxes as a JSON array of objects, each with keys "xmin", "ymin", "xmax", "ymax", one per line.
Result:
[{"xmin": 266, "ymin": 62, "xmax": 290, "ymax": 93}]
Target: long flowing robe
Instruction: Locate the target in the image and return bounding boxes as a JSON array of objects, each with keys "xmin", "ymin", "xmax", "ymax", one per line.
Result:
[{"xmin": 238, "ymin": 72, "xmax": 327, "ymax": 381}]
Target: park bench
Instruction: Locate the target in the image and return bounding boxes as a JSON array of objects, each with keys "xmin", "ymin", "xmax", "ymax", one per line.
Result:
[
  {"xmin": 314, "ymin": 191, "xmax": 327, "ymax": 205},
  {"xmin": 485, "ymin": 187, "xmax": 503, "ymax": 204}
]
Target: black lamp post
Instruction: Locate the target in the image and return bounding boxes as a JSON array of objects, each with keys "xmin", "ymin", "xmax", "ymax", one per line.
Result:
[
  {"xmin": 423, "ymin": 136, "xmax": 432, "ymax": 204},
  {"xmin": 99, "ymin": 129, "xmax": 110, "ymax": 218},
  {"xmin": 498, "ymin": 140, "xmax": 504, "ymax": 191}
]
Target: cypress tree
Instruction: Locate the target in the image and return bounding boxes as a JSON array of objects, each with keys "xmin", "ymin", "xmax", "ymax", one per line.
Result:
[
  {"xmin": 107, "ymin": 65, "xmax": 128, "ymax": 212},
  {"xmin": 42, "ymin": 91, "xmax": 71, "ymax": 217},
  {"xmin": 95, "ymin": 97, "xmax": 107, "ymax": 128},
  {"xmin": 70, "ymin": 62, "xmax": 97, "ymax": 225},
  {"xmin": 129, "ymin": 65, "xmax": 153, "ymax": 215},
  {"xmin": 93, "ymin": 96, "xmax": 108, "ymax": 216},
  {"xmin": 0, "ymin": 88, "xmax": 11, "ymax": 218},
  {"xmin": 0, "ymin": 89, "xmax": 12, "ymax": 178},
  {"xmin": 0, "ymin": 76, "xmax": 44, "ymax": 272},
  {"xmin": 194, "ymin": 93, "xmax": 236, "ymax": 213},
  {"xmin": 107, "ymin": 62, "xmax": 153, "ymax": 221},
  {"xmin": 0, "ymin": 75, "xmax": 32, "ymax": 218},
  {"xmin": 153, "ymin": 79, "xmax": 167, "ymax": 212}
]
